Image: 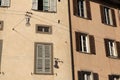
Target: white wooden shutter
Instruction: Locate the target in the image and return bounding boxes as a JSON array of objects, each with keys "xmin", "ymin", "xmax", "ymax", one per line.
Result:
[
  {"xmin": 43, "ymin": 0, "xmax": 49, "ymax": 11},
  {"xmin": 49, "ymin": 0, "xmax": 57, "ymax": 12},
  {"xmin": 32, "ymin": 0, "xmax": 38, "ymax": 10},
  {"xmin": 36, "ymin": 44, "xmax": 43, "ymax": 73},
  {"xmin": 1, "ymin": 0, "xmax": 10, "ymax": 7},
  {"xmin": 45, "ymin": 45, "xmax": 51, "ymax": 73}
]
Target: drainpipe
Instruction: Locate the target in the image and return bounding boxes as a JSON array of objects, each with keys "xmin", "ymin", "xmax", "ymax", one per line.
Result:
[{"xmin": 68, "ymin": 0, "xmax": 75, "ymax": 80}]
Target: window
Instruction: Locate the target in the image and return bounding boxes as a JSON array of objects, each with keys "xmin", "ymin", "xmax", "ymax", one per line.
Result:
[
  {"xmin": 32, "ymin": 0, "xmax": 57, "ymax": 12},
  {"xmin": 100, "ymin": 5, "xmax": 116, "ymax": 26},
  {"xmin": 0, "ymin": 21, "xmax": 3, "ymax": 30},
  {"xmin": 0, "ymin": 0, "xmax": 10, "ymax": 7},
  {"xmin": 75, "ymin": 32, "xmax": 96, "ymax": 54},
  {"xmin": 35, "ymin": 43, "xmax": 53, "ymax": 74},
  {"xmin": 36, "ymin": 25, "xmax": 52, "ymax": 34},
  {"xmin": 104, "ymin": 39, "xmax": 120, "ymax": 58},
  {"xmin": 73, "ymin": 0, "xmax": 91, "ymax": 19},
  {"xmin": 0, "ymin": 40, "xmax": 3, "ymax": 71},
  {"xmin": 109, "ymin": 74, "xmax": 120, "ymax": 80},
  {"xmin": 78, "ymin": 71, "xmax": 99, "ymax": 80}
]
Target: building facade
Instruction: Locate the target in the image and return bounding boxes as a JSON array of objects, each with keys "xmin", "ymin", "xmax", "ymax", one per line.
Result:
[
  {"xmin": 70, "ymin": 0, "xmax": 120, "ymax": 80},
  {"xmin": 0, "ymin": 0, "xmax": 72, "ymax": 80}
]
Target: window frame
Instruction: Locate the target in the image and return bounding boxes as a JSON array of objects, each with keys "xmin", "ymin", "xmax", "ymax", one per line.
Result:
[
  {"xmin": 109, "ymin": 74, "xmax": 120, "ymax": 80},
  {"xmin": 36, "ymin": 24, "xmax": 52, "ymax": 34},
  {"xmin": 34, "ymin": 42, "xmax": 53, "ymax": 75}
]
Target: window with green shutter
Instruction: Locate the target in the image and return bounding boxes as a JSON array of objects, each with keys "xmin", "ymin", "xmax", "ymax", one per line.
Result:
[
  {"xmin": 32, "ymin": 0, "xmax": 56, "ymax": 12},
  {"xmin": 35, "ymin": 43, "xmax": 53, "ymax": 74},
  {"xmin": 0, "ymin": 0, "xmax": 10, "ymax": 7}
]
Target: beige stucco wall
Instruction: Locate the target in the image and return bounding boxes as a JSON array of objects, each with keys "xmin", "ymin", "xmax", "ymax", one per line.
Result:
[
  {"xmin": 70, "ymin": 0, "xmax": 120, "ymax": 80},
  {"xmin": 0, "ymin": 0, "xmax": 72, "ymax": 80}
]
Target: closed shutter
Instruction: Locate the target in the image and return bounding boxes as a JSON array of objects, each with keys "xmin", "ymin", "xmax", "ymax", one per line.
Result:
[
  {"xmin": 116, "ymin": 41, "xmax": 120, "ymax": 58},
  {"xmin": 1, "ymin": 0, "xmax": 10, "ymax": 6},
  {"xmin": 0, "ymin": 40, "xmax": 3, "ymax": 69},
  {"xmin": 100, "ymin": 5, "xmax": 105, "ymax": 23},
  {"xmin": 43, "ymin": 0, "xmax": 49, "ymax": 11},
  {"xmin": 111, "ymin": 9, "xmax": 117, "ymax": 27},
  {"xmin": 104, "ymin": 39, "xmax": 110, "ymax": 57},
  {"xmin": 49, "ymin": 0, "xmax": 57, "ymax": 12},
  {"xmin": 32, "ymin": 0, "xmax": 38, "ymax": 10},
  {"xmin": 86, "ymin": 0, "xmax": 92, "ymax": 20},
  {"xmin": 89, "ymin": 35, "xmax": 96, "ymax": 54},
  {"xmin": 73, "ymin": 0, "xmax": 78, "ymax": 15},
  {"xmin": 44, "ymin": 45, "xmax": 51, "ymax": 73},
  {"xmin": 75, "ymin": 32, "xmax": 80, "ymax": 51},
  {"xmin": 93, "ymin": 73, "xmax": 99, "ymax": 80},
  {"xmin": 109, "ymin": 75, "xmax": 114, "ymax": 80},
  {"xmin": 78, "ymin": 71, "xmax": 84, "ymax": 80}
]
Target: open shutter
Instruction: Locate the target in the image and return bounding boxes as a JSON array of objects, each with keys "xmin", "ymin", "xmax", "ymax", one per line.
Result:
[
  {"xmin": 111, "ymin": 9, "xmax": 117, "ymax": 27},
  {"xmin": 116, "ymin": 41, "xmax": 120, "ymax": 58},
  {"xmin": 86, "ymin": 0, "xmax": 92, "ymax": 20},
  {"xmin": 45, "ymin": 45, "xmax": 51, "ymax": 73},
  {"xmin": 43, "ymin": 0, "xmax": 49, "ymax": 11},
  {"xmin": 49, "ymin": 0, "xmax": 57, "ymax": 12},
  {"xmin": 93, "ymin": 73, "xmax": 99, "ymax": 80},
  {"xmin": 32, "ymin": 0, "xmax": 38, "ymax": 10},
  {"xmin": 100, "ymin": 5, "xmax": 105, "ymax": 23},
  {"xmin": 0, "ymin": 40, "xmax": 3, "ymax": 69},
  {"xmin": 73, "ymin": 0, "xmax": 78, "ymax": 15},
  {"xmin": 75, "ymin": 32, "xmax": 80, "ymax": 51},
  {"xmin": 1, "ymin": 0, "xmax": 10, "ymax": 6},
  {"xmin": 104, "ymin": 39, "xmax": 110, "ymax": 57},
  {"xmin": 89, "ymin": 35, "xmax": 96, "ymax": 54},
  {"xmin": 78, "ymin": 71, "xmax": 84, "ymax": 80},
  {"xmin": 35, "ymin": 44, "xmax": 43, "ymax": 73}
]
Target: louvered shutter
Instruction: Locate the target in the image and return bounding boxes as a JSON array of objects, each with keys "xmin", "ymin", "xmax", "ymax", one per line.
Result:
[
  {"xmin": 35, "ymin": 44, "xmax": 43, "ymax": 73},
  {"xmin": 116, "ymin": 41, "xmax": 120, "ymax": 58},
  {"xmin": 75, "ymin": 32, "xmax": 80, "ymax": 51},
  {"xmin": 78, "ymin": 71, "xmax": 84, "ymax": 80},
  {"xmin": 44, "ymin": 45, "xmax": 51, "ymax": 73},
  {"xmin": 49, "ymin": 0, "xmax": 57, "ymax": 12},
  {"xmin": 111, "ymin": 9, "xmax": 117, "ymax": 27},
  {"xmin": 0, "ymin": 40, "xmax": 3, "ymax": 66},
  {"xmin": 1, "ymin": 0, "xmax": 10, "ymax": 6},
  {"xmin": 73, "ymin": 0, "xmax": 78, "ymax": 15},
  {"xmin": 89, "ymin": 35, "xmax": 96, "ymax": 54},
  {"xmin": 32, "ymin": 0, "xmax": 38, "ymax": 10},
  {"xmin": 93, "ymin": 73, "xmax": 99, "ymax": 80},
  {"xmin": 86, "ymin": 0, "xmax": 92, "ymax": 20},
  {"xmin": 43, "ymin": 0, "xmax": 49, "ymax": 11},
  {"xmin": 104, "ymin": 39, "xmax": 110, "ymax": 57},
  {"xmin": 100, "ymin": 5, "xmax": 105, "ymax": 23}
]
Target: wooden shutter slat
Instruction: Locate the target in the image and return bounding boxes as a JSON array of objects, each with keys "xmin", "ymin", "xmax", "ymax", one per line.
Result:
[
  {"xmin": 111, "ymin": 9, "xmax": 117, "ymax": 27},
  {"xmin": 85, "ymin": 0, "xmax": 92, "ymax": 20},
  {"xmin": 116, "ymin": 41, "xmax": 120, "ymax": 58},
  {"xmin": 73, "ymin": 0, "xmax": 78, "ymax": 15},
  {"xmin": 75, "ymin": 32, "xmax": 80, "ymax": 51},
  {"xmin": 93, "ymin": 73, "xmax": 99, "ymax": 80},
  {"xmin": 89, "ymin": 35, "xmax": 96, "ymax": 54},
  {"xmin": 104, "ymin": 39, "xmax": 110, "ymax": 57},
  {"xmin": 100, "ymin": 5, "xmax": 105, "ymax": 23},
  {"xmin": 32, "ymin": 0, "xmax": 38, "ymax": 10}
]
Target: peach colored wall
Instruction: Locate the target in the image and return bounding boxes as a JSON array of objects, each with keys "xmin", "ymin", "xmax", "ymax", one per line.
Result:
[
  {"xmin": 0, "ymin": 0, "xmax": 72, "ymax": 80},
  {"xmin": 70, "ymin": 0, "xmax": 120, "ymax": 80}
]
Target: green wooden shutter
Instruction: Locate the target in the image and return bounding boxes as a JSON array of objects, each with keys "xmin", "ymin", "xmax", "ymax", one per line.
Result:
[
  {"xmin": 1, "ymin": 0, "xmax": 10, "ymax": 6},
  {"xmin": 49, "ymin": 0, "xmax": 57, "ymax": 12},
  {"xmin": 43, "ymin": 0, "xmax": 49, "ymax": 11},
  {"xmin": 32, "ymin": 0, "xmax": 38, "ymax": 10}
]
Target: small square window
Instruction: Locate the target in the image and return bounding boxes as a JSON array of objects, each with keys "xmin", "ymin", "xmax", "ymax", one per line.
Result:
[
  {"xmin": 109, "ymin": 74, "xmax": 120, "ymax": 80},
  {"xmin": 36, "ymin": 25, "xmax": 52, "ymax": 34}
]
